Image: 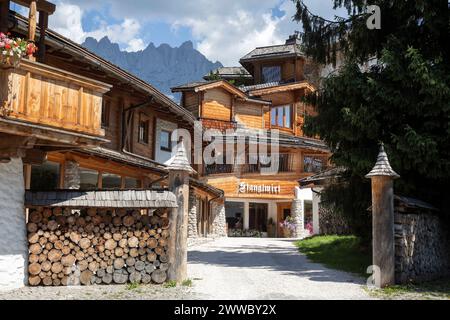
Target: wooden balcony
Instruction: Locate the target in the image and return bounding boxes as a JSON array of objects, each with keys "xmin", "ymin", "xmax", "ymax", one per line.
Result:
[{"xmin": 0, "ymin": 59, "xmax": 111, "ymax": 139}]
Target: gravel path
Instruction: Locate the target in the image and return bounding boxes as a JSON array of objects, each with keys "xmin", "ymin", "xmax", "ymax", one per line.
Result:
[
  {"xmin": 1, "ymin": 237, "xmax": 373, "ymax": 300},
  {"xmin": 188, "ymin": 237, "xmax": 373, "ymax": 300},
  {"xmin": 0, "ymin": 284, "xmax": 195, "ymax": 300}
]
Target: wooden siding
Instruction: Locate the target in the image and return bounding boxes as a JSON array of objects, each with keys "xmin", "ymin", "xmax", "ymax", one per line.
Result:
[
  {"xmin": 0, "ymin": 60, "xmax": 111, "ymax": 137},
  {"xmin": 235, "ymin": 101, "xmax": 264, "ymax": 129},
  {"xmin": 183, "ymin": 92, "xmax": 199, "ymax": 117},
  {"xmin": 252, "ymin": 58, "xmax": 304, "ymax": 84},
  {"xmin": 202, "ymin": 88, "xmax": 232, "ymax": 121}
]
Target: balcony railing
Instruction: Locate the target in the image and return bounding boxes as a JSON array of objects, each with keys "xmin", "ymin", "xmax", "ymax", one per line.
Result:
[
  {"xmin": 0, "ymin": 59, "xmax": 111, "ymax": 137},
  {"xmin": 241, "ymin": 153, "xmax": 295, "ymax": 174},
  {"xmin": 203, "ymin": 153, "xmax": 296, "ymax": 176}
]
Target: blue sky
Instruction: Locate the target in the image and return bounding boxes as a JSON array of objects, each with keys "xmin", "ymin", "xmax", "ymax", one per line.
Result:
[{"xmin": 11, "ymin": 0, "xmax": 346, "ymax": 66}]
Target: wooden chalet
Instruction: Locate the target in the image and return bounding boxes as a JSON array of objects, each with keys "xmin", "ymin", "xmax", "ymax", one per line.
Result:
[
  {"xmin": 173, "ymin": 33, "xmax": 331, "ymax": 237},
  {"xmin": 0, "ymin": 1, "xmax": 226, "ymax": 291}
]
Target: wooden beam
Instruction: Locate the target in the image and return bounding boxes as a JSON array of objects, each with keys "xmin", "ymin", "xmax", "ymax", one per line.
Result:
[
  {"xmin": 12, "ymin": 0, "xmax": 56, "ymax": 14},
  {"xmin": 0, "ymin": 0, "xmax": 10, "ymax": 33},
  {"xmin": 37, "ymin": 10, "xmax": 48, "ymax": 63},
  {"xmin": 27, "ymin": 0, "xmax": 37, "ymax": 61},
  {"xmin": 22, "ymin": 148, "xmax": 47, "ymax": 165}
]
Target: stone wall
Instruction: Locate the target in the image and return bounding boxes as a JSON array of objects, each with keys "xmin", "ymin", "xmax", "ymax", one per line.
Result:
[
  {"xmin": 0, "ymin": 158, "xmax": 27, "ymax": 292},
  {"xmin": 187, "ymin": 190, "xmax": 198, "ymax": 238},
  {"xmin": 291, "ymin": 199, "xmax": 305, "ymax": 238},
  {"xmin": 395, "ymin": 211, "xmax": 450, "ymax": 284},
  {"xmin": 318, "ymin": 202, "xmax": 352, "ymax": 235},
  {"xmin": 211, "ymin": 201, "xmax": 227, "ymax": 238},
  {"xmin": 63, "ymin": 160, "xmax": 80, "ymax": 190}
]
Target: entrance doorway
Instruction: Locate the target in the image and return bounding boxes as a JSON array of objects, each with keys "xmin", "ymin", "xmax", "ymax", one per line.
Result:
[
  {"xmin": 249, "ymin": 203, "xmax": 268, "ymax": 232},
  {"xmin": 277, "ymin": 203, "xmax": 292, "ymax": 237}
]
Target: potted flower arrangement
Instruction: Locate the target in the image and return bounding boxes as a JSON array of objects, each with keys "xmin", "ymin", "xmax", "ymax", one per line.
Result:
[
  {"xmin": 0, "ymin": 32, "xmax": 37, "ymax": 67},
  {"xmin": 280, "ymin": 216, "xmax": 296, "ymax": 238}
]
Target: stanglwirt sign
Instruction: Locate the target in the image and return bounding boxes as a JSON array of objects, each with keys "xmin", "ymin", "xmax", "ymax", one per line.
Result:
[{"xmin": 238, "ymin": 182, "xmax": 281, "ymax": 195}]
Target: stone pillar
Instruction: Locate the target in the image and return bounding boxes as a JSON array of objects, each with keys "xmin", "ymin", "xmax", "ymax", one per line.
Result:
[
  {"xmin": 188, "ymin": 189, "xmax": 198, "ymax": 238},
  {"xmin": 312, "ymin": 189, "xmax": 322, "ymax": 235},
  {"xmin": 63, "ymin": 160, "xmax": 80, "ymax": 189},
  {"xmin": 0, "ymin": 158, "xmax": 27, "ymax": 292},
  {"xmin": 243, "ymin": 202, "xmax": 249, "ymax": 230},
  {"xmin": 291, "ymin": 199, "xmax": 304, "ymax": 238},
  {"xmin": 211, "ymin": 200, "xmax": 227, "ymax": 237},
  {"xmin": 166, "ymin": 142, "xmax": 193, "ymax": 283},
  {"xmin": 366, "ymin": 144, "xmax": 400, "ymax": 288},
  {"xmin": 291, "ymin": 187, "xmax": 305, "ymax": 238}
]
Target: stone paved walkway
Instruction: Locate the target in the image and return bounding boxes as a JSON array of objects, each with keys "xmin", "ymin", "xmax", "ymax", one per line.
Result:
[{"xmin": 188, "ymin": 237, "xmax": 373, "ymax": 300}]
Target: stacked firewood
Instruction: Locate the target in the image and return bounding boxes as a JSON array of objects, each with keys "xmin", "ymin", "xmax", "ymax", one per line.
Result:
[{"xmin": 26, "ymin": 207, "xmax": 170, "ymax": 286}]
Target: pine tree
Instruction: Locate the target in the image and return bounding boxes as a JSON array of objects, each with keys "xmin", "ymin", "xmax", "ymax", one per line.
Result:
[{"xmin": 293, "ymin": 0, "xmax": 450, "ymax": 238}]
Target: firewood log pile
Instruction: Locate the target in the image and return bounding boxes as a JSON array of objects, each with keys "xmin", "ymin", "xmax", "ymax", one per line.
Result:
[{"xmin": 26, "ymin": 207, "xmax": 170, "ymax": 286}]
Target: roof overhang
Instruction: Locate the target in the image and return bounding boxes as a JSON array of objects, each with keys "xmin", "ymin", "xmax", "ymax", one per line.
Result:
[
  {"xmin": 25, "ymin": 190, "xmax": 178, "ymax": 208},
  {"xmin": 194, "ymin": 81, "xmax": 247, "ymax": 99},
  {"xmin": 248, "ymin": 81, "xmax": 316, "ymax": 97}
]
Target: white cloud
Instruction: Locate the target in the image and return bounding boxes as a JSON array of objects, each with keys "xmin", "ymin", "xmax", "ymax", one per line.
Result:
[
  {"xmin": 126, "ymin": 38, "xmax": 146, "ymax": 52},
  {"xmin": 48, "ymin": 2, "xmax": 145, "ymax": 52},
  {"xmin": 48, "ymin": 0, "xmax": 344, "ymax": 65},
  {"xmin": 49, "ymin": 3, "xmax": 85, "ymax": 43}
]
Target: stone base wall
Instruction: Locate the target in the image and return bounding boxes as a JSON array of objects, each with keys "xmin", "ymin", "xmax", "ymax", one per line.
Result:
[
  {"xmin": 63, "ymin": 160, "xmax": 80, "ymax": 190},
  {"xmin": 395, "ymin": 211, "xmax": 450, "ymax": 284},
  {"xmin": 211, "ymin": 201, "xmax": 227, "ymax": 238},
  {"xmin": 0, "ymin": 158, "xmax": 27, "ymax": 292},
  {"xmin": 291, "ymin": 199, "xmax": 305, "ymax": 238},
  {"xmin": 318, "ymin": 203, "xmax": 352, "ymax": 235},
  {"xmin": 187, "ymin": 190, "xmax": 198, "ymax": 238}
]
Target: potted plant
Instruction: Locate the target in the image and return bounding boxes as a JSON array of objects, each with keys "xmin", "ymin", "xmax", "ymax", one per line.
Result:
[
  {"xmin": 279, "ymin": 216, "xmax": 296, "ymax": 238},
  {"xmin": 267, "ymin": 218, "xmax": 276, "ymax": 238},
  {"xmin": 0, "ymin": 32, "xmax": 37, "ymax": 68}
]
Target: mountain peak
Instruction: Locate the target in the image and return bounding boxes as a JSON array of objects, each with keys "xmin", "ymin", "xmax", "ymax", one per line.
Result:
[
  {"xmin": 82, "ymin": 37, "xmax": 223, "ymax": 99},
  {"xmin": 180, "ymin": 40, "xmax": 194, "ymax": 50}
]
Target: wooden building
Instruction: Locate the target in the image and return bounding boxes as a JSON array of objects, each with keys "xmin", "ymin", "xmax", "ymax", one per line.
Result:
[{"xmin": 173, "ymin": 33, "xmax": 331, "ymax": 237}]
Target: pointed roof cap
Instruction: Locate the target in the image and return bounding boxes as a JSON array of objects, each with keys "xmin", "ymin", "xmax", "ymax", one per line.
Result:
[
  {"xmin": 365, "ymin": 144, "xmax": 400, "ymax": 179},
  {"xmin": 166, "ymin": 142, "xmax": 194, "ymax": 173}
]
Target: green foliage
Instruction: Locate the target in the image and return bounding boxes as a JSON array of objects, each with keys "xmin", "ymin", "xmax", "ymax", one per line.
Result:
[
  {"xmin": 164, "ymin": 280, "xmax": 178, "ymax": 288},
  {"xmin": 294, "ymin": 1, "xmax": 450, "ymax": 233},
  {"xmin": 126, "ymin": 282, "xmax": 141, "ymax": 290},
  {"xmin": 367, "ymin": 279, "xmax": 450, "ymax": 300},
  {"xmin": 182, "ymin": 279, "xmax": 193, "ymax": 287},
  {"xmin": 296, "ymin": 235, "xmax": 371, "ymax": 277}
]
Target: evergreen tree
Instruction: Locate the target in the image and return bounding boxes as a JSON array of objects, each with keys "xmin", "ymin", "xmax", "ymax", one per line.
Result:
[{"xmin": 293, "ymin": 0, "xmax": 450, "ymax": 238}]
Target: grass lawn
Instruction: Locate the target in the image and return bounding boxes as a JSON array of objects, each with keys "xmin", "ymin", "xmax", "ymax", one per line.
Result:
[
  {"xmin": 295, "ymin": 235, "xmax": 371, "ymax": 277},
  {"xmin": 367, "ymin": 279, "xmax": 450, "ymax": 300},
  {"xmin": 296, "ymin": 235, "xmax": 450, "ymax": 299}
]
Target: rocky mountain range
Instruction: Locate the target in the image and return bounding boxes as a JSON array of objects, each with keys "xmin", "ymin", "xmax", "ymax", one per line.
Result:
[{"xmin": 82, "ymin": 37, "xmax": 222, "ymax": 99}]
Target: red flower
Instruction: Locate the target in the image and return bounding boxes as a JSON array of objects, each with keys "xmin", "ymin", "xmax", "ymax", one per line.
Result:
[{"xmin": 5, "ymin": 44, "xmax": 11, "ymax": 49}]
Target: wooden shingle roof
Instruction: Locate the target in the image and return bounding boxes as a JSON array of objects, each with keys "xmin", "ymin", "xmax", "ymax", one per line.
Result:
[
  {"xmin": 366, "ymin": 144, "xmax": 400, "ymax": 179},
  {"xmin": 25, "ymin": 190, "xmax": 178, "ymax": 208}
]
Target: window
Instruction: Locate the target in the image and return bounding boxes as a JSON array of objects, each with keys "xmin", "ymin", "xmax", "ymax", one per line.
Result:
[
  {"xmin": 160, "ymin": 130, "xmax": 172, "ymax": 152},
  {"xmin": 225, "ymin": 202, "xmax": 245, "ymax": 230},
  {"xmin": 138, "ymin": 119, "xmax": 149, "ymax": 144},
  {"xmin": 124, "ymin": 177, "xmax": 140, "ymax": 189},
  {"xmin": 270, "ymin": 105, "xmax": 292, "ymax": 129},
  {"xmin": 262, "ymin": 65, "xmax": 281, "ymax": 83},
  {"xmin": 102, "ymin": 173, "xmax": 122, "ymax": 190},
  {"xmin": 304, "ymin": 156, "xmax": 326, "ymax": 173},
  {"xmin": 30, "ymin": 161, "xmax": 60, "ymax": 190},
  {"xmin": 79, "ymin": 168, "xmax": 99, "ymax": 190},
  {"xmin": 101, "ymin": 99, "xmax": 110, "ymax": 128},
  {"xmin": 249, "ymin": 203, "xmax": 268, "ymax": 232}
]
